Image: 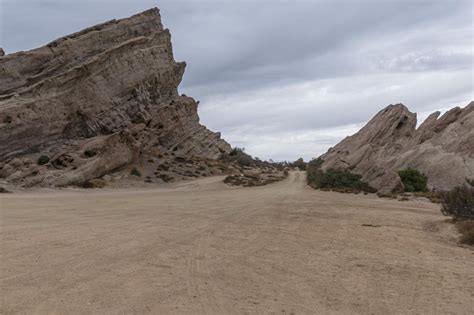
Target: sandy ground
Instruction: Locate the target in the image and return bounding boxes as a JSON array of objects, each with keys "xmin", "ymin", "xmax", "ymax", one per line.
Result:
[{"xmin": 1, "ymin": 171, "xmax": 473, "ymax": 314}]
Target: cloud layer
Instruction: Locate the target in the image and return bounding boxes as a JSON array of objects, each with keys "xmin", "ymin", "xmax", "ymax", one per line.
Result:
[{"xmin": 1, "ymin": 0, "xmax": 472, "ymax": 160}]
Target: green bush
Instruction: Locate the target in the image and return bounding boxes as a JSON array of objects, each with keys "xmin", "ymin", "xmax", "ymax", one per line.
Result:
[
  {"xmin": 398, "ymin": 168, "xmax": 428, "ymax": 192},
  {"xmin": 37, "ymin": 155, "xmax": 50, "ymax": 165},
  {"xmin": 441, "ymin": 185, "xmax": 474, "ymax": 219},
  {"xmin": 130, "ymin": 168, "xmax": 141, "ymax": 177},
  {"xmin": 306, "ymin": 158, "xmax": 375, "ymax": 193}
]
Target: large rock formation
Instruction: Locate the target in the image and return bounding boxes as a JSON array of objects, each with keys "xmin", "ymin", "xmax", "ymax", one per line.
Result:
[
  {"xmin": 0, "ymin": 8, "xmax": 231, "ymax": 187},
  {"xmin": 320, "ymin": 102, "xmax": 474, "ymax": 193}
]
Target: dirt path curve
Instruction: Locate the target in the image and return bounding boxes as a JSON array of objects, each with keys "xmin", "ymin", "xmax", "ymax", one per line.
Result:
[{"xmin": 1, "ymin": 172, "xmax": 473, "ymax": 314}]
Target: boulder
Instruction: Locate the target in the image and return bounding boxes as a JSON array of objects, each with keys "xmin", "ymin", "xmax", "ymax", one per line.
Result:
[{"xmin": 243, "ymin": 169, "xmax": 261, "ymax": 179}]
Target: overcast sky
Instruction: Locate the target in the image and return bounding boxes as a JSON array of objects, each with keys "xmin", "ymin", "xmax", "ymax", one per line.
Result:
[{"xmin": 1, "ymin": 0, "xmax": 472, "ymax": 161}]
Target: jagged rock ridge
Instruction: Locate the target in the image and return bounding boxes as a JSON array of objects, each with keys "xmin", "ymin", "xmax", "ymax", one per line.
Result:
[
  {"xmin": 320, "ymin": 102, "xmax": 474, "ymax": 193},
  {"xmin": 0, "ymin": 8, "xmax": 231, "ymax": 187}
]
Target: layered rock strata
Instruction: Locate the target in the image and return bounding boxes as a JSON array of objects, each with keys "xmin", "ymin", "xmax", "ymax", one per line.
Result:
[
  {"xmin": 0, "ymin": 8, "xmax": 231, "ymax": 187},
  {"xmin": 320, "ymin": 102, "xmax": 474, "ymax": 193}
]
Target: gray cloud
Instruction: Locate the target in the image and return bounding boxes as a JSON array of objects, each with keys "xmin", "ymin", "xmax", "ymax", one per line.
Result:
[{"xmin": 1, "ymin": 0, "xmax": 472, "ymax": 161}]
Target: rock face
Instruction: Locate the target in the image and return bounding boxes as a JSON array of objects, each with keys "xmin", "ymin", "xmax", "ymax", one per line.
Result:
[
  {"xmin": 0, "ymin": 8, "xmax": 231, "ymax": 187},
  {"xmin": 320, "ymin": 102, "xmax": 474, "ymax": 193}
]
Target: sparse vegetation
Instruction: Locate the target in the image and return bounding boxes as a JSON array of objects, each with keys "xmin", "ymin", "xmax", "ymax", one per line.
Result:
[
  {"xmin": 307, "ymin": 158, "xmax": 375, "ymax": 193},
  {"xmin": 306, "ymin": 158, "xmax": 324, "ymax": 187},
  {"xmin": 130, "ymin": 167, "xmax": 142, "ymax": 177},
  {"xmin": 37, "ymin": 155, "xmax": 50, "ymax": 165},
  {"xmin": 290, "ymin": 158, "xmax": 307, "ymax": 170},
  {"xmin": 376, "ymin": 192, "xmax": 398, "ymax": 199},
  {"xmin": 398, "ymin": 168, "xmax": 428, "ymax": 192},
  {"xmin": 440, "ymin": 185, "xmax": 474, "ymax": 219},
  {"xmin": 221, "ymin": 147, "xmax": 288, "ymax": 170},
  {"xmin": 413, "ymin": 191, "xmax": 444, "ymax": 204},
  {"xmin": 456, "ymin": 220, "xmax": 474, "ymax": 245},
  {"xmin": 227, "ymin": 147, "xmax": 254, "ymax": 167},
  {"xmin": 81, "ymin": 179, "xmax": 106, "ymax": 189}
]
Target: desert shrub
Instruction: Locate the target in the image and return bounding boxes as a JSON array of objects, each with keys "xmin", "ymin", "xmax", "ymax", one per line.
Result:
[
  {"xmin": 318, "ymin": 169, "xmax": 374, "ymax": 192},
  {"xmin": 81, "ymin": 179, "xmax": 106, "ymax": 189},
  {"xmin": 306, "ymin": 158, "xmax": 324, "ymax": 188},
  {"xmin": 306, "ymin": 158, "xmax": 375, "ymax": 193},
  {"xmin": 37, "ymin": 155, "xmax": 50, "ymax": 165},
  {"xmin": 398, "ymin": 168, "xmax": 428, "ymax": 192},
  {"xmin": 223, "ymin": 147, "xmax": 254, "ymax": 167},
  {"xmin": 291, "ymin": 158, "xmax": 307, "ymax": 170},
  {"xmin": 130, "ymin": 167, "xmax": 142, "ymax": 177},
  {"xmin": 441, "ymin": 185, "xmax": 474, "ymax": 219},
  {"xmin": 456, "ymin": 220, "xmax": 474, "ymax": 245}
]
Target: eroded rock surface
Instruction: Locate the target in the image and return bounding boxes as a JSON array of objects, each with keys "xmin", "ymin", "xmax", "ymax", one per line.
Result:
[
  {"xmin": 0, "ymin": 8, "xmax": 231, "ymax": 187},
  {"xmin": 320, "ymin": 102, "xmax": 474, "ymax": 193}
]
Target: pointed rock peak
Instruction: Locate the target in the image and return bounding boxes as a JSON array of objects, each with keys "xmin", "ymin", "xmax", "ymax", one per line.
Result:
[
  {"xmin": 369, "ymin": 103, "xmax": 415, "ymax": 126},
  {"xmin": 418, "ymin": 111, "xmax": 441, "ymax": 130},
  {"xmin": 319, "ymin": 101, "xmax": 473, "ymax": 193},
  {"xmin": 434, "ymin": 107, "xmax": 463, "ymax": 133},
  {"xmin": 362, "ymin": 103, "xmax": 417, "ymax": 139},
  {"xmin": 380, "ymin": 103, "xmax": 411, "ymax": 114},
  {"xmin": 130, "ymin": 7, "xmax": 161, "ymax": 19}
]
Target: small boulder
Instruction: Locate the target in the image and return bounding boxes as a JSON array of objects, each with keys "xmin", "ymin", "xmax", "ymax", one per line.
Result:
[
  {"xmin": 103, "ymin": 174, "xmax": 113, "ymax": 182},
  {"xmin": 0, "ymin": 164, "xmax": 16, "ymax": 178},
  {"xmin": 243, "ymin": 169, "xmax": 261, "ymax": 179},
  {"xmin": 9, "ymin": 158, "xmax": 23, "ymax": 168}
]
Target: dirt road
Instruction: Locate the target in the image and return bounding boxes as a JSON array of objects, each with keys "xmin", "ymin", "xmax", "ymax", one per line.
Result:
[{"xmin": 1, "ymin": 172, "xmax": 473, "ymax": 314}]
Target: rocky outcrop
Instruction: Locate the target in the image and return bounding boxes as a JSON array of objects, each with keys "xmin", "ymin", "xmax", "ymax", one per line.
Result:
[
  {"xmin": 320, "ymin": 102, "xmax": 474, "ymax": 193},
  {"xmin": 0, "ymin": 8, "xmax": 231, "ymax": 187}
]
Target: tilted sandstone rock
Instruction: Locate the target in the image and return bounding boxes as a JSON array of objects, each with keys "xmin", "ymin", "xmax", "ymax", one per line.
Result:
[
  {"xmin": 320, "ymin": 102, "xmax": 474, "ymax": 193},
  {"xmin": 0, "ymin": 8, "xmax": 231, "ymax": 187}
]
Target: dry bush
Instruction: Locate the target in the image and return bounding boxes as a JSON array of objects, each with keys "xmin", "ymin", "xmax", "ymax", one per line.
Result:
[
  {"xmin": 456, "ymin": 220, "xmax": 474, "ymax": 245},
  {"xmin": 376, "ymin": 192, "xmax": 398, "ymax": 199},
  {"xmin": 81, "ymin": 179, "xmax": 106, "ymax": 189},
  {"xmin": 441, "ymin": 185, "xmax": 474, "ymax": 219}
]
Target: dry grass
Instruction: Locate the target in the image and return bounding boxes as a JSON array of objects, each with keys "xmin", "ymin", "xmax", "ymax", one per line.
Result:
[
  {"xmin": 414, "ymin": 191, "xmax": 444, "ymax": 204},
  {"xmin": 376, "ymin": 192, "xmax": 398, "ymax": 199}
]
